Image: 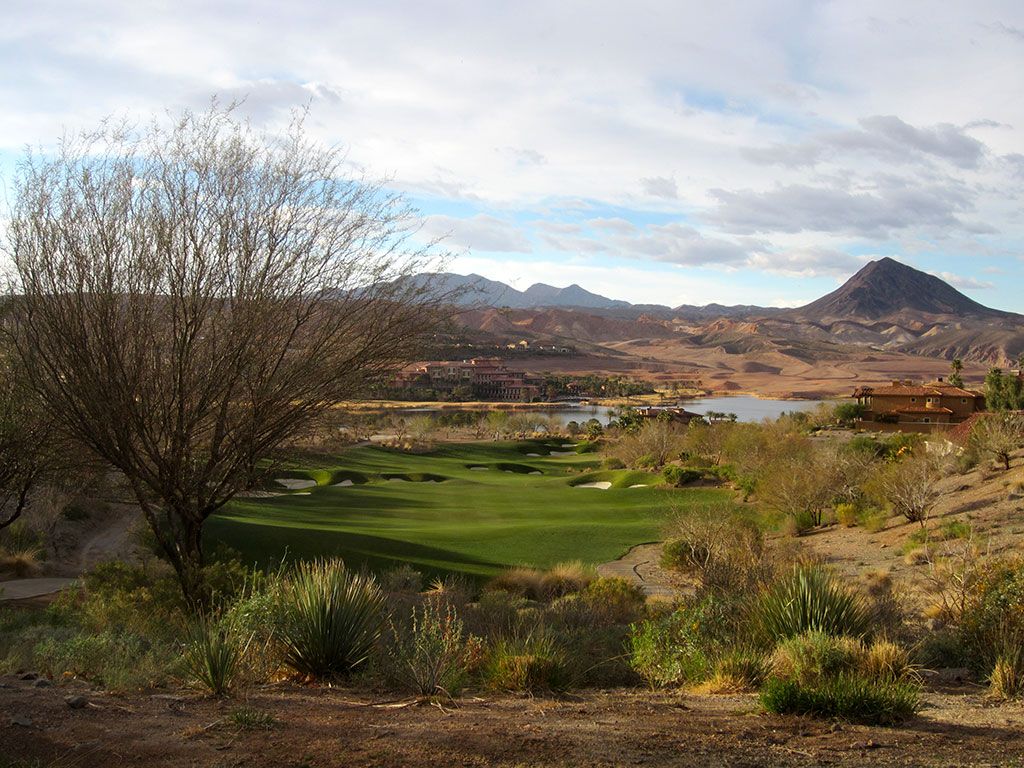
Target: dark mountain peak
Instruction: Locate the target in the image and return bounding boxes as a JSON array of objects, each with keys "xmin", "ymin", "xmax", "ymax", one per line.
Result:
[{"xmin": 794, "ymin": 258, "xmax": 1003, "ymax": 321}]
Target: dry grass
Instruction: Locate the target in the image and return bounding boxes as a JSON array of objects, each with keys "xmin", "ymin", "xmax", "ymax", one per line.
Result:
[{"xmin": 0, "ymin": 545, "xmax": 42, "ymax": 577}]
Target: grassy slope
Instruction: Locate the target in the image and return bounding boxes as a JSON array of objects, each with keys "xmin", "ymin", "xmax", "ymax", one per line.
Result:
[{"xmin": 206, "ymin": 440, "xmax": 732, "ymax": 580}]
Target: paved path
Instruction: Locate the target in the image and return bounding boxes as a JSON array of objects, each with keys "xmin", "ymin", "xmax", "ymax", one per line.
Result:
[
  {"xmin": 0, "ymin": 578, "xmax": 78, "ymax": 601},
  {"xmin": 597, "ymin": 542, "xmax": 680, "ymax": 598}
]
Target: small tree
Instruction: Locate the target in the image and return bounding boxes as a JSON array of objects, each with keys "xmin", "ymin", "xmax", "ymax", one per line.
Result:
[
  {"xmin": 970, "ymin": 412, "xmax": 1024, "ymax": 471},
  {"xmin": 6, "ymin": 106, "xmax": 450, "ymax": 606},
  {"xmin": 0, "ymin": 356, "xmax": 50, "ymax": 532},
  {"xmin": 866, "ymin": 451, "xmax": 942, "ymax": 527},
  {"xmin": 949, "ymin": 358, "xmax": 964, "ymax": 388}
]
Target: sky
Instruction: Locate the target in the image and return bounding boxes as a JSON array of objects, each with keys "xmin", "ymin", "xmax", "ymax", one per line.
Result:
[{"xmin": 2, "ymin": 1, "xmax": 1023, "ymax": 310}]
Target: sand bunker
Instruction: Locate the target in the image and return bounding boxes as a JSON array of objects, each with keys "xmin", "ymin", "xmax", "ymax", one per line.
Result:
[
  {"xmin": 469, "ymin": 466, "xmax": 489, "ymax": 471},
  {"xmin": 529, "ymin": 471, "xmax": 542, "ymax": 475},
  {"xmin": 576, "ymin": 481, "xmax": 612, "ymax": 490},
  {"xmin": 526, "ymin": 453, "xmax": 541, "ymax": 457},
  {"xmin": 629, "ymin": 484, "xmax": 649, "ymax": 489},
  {"xmin": 333, "ymin": 479, "xmax": 354, "ymax": 487},
  {"xmin": 548, "ymin": 451, "xmax": 575, "ymax": 457},
  {"xmin": 275, "ymin": 478, "xmax": 317, "ymax": 490}
]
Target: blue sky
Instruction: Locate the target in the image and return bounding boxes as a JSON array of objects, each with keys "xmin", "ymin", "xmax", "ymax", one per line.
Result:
[{"xmin": 2, "ymin": 1, "xmax": 1023, "ymax": 309}]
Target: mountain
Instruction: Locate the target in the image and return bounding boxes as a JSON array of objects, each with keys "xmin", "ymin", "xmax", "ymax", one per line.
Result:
[{"xmin": 792, "ymin": 257, "xmax": 1009, "ymax": 321}]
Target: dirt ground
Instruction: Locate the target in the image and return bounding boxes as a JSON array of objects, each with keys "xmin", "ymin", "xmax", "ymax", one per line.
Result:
[{"xmin": 2, "ymin": 675, "xmax": 1023, "ymax": 768}]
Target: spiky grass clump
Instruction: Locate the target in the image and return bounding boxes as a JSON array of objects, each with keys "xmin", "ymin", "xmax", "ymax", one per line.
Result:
[
  {"xmin": 756, "ymin": 565, "xmax": 869, "ymax": 642},
  {"xmin": 541, "ymin": 561, "xmax": 597, "ymax": 599},
  {"xmin": 228, "ymin": 706, "xmax": 276, "ymax": 730},
  {"xmin": 183, "ymin": 618, "xmax": 246, "ymax": 697},
  {"xmin": 485, "ymin": 631, "xmax": 572, "ymax": 693},
  {"xmin": 990, "ymin": 645, "xmax": 1024, "ymax": 699},
  {"xmin": 771, "ymin": 632, "xmax": 865, "ymax": 685},
  {"xmin": 862, "ymin": 639, "xmax": 917, "ymax": 683},
  {"xmin": 697, "ymin": 648, "xmax": 769, "ymax": 693},
  {"xmin": 488, "ymin": 567, "xmax": 545, "ymax": 600},
  {"xmin": 278, "ymin": 559, "xmax": 384, "ymax": 681},
  {"xmin": 0, "ymin": 545, "xmax": 42, "ymax": 578},
  {"xmin": 759, "ymin": 674, "xmax": 920, "ymax": 725}
]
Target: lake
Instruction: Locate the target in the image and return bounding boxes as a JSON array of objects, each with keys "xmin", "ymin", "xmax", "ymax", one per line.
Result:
[{"xmin": 388, "ymin": 396, "xmax": 832, "ymax": 425}]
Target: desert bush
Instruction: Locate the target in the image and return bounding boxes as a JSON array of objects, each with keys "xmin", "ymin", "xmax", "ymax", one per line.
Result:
[
  {"xmin": 488, "ymin": 566, "xmax": 545, "ymax": 600},
  {"xmin": 865, "ymin": 451, "xmax": 943, "ymax": 526},
  {"xmin": 969, "ymin": 412, "xmax": 1024, "ymax": 471},
  {"xmin": 760, "ymin": 674, "xmax": 920, "ymax": 725},
  {"xmin": 859, "ymin": 571, "xmax": 906, "ymax": 639},
  {"xmin": 277, "ymin": 559, "xmax": 385, "ymax": 681},
  {"xmin": 771, "ymin": 632, "xmax": 865, "ymax": 685},
  {"xmin": 756, "ymin": 565, "xmax": 870, "ymax": 642},
  {"xmin": 629, "ymin": 612, "xmax": 709, "ymax": 688},
  {"xmin": 541, "ymin": 561, "xmax": 597, "ymax": 599},
  {"xmin": 958, "ymin": 558, "xmax": 1024, "ymax": 673},
  {"xmin": 579, "ymin": 577, "xmax": 646, "ymax": 624},
  {"xmin": 468, "ymin": 589, "xmax": 529, "ymax": 638},
  {"xmin": 0, "ymin": 544, "xmax": 42, "ymax": 577},
  {"xmin": 183, "ymin": 617, "xmax": 247, "ymax": 696},
  {"xmin": 611, "ymin": 420, "xmax": 686, "ymax": 470},
  {"xmin": 835, "ymin": 503, "xmax": 859, "ymax": 528},
  {"xmin": 381, "ymin": 564, "xmax": 423, "ymax": 594},
  {"xmin": 385, "ymin": 600, "xmax": 471, "ymax": 697},
  {"xmin": 662, "ymin": 466, "xmax": 701, "ymax": 487},
  {"xmin": 33, "ymin": 629, "xmax": 176, "ymax": 690},
  {"xmin": 602, "ymin": 456, "xmax": 626, "ymax": 470},
  {"xmin": 660, "ymin": 507, "xmax": 779, "ymax": 597},
  {"xmin": 485, "ymin": 631, "xmax": 571, "ymax": 693},
  {"xmin": 989, "ymin": 642, "xmax": 1024, "ymax": 699},
  {"xmin": 862, "ymin": 639, "xmax": 917, "ymax": 683},
  {"xmin": 701, "ymin": 647, "xmax": 769, "ymax": 692},
  {"xmin": 859, "ymin": 507, "xmax": 889, "ymax": 532}
]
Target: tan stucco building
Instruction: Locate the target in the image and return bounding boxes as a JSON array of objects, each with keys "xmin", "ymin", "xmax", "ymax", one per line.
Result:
[{"xmin": 852, "ymin": 379, "xmax": 985, "ymax": 433}]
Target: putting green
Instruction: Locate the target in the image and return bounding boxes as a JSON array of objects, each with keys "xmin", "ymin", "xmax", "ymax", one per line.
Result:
[{"xmin": 206, "ymin": 440, "xmax": 734, "ymax": 580}]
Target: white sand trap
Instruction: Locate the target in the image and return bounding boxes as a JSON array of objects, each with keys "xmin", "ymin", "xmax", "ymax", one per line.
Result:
[
  {"xmin": 387, "ymin": 477, "xmax": 409, "ymax": 482},
  {"xmin": 576, "ymin": 481, "xmax": 612, "ymax": 490},
  {"xmin": 333, "ymin": 479, "xmax": 354, "ymax": 487},
  {"xmin": 549, "ymin": 451, "xmax": 575, "ymax": 457},
  {"xmin": 529, "ymin": 471, "xmax": 542, "ymax": 475},
  {"xmin": 629, "ymin": 484, "xmax": 649, "ymax": 489},
  {"xmin": 560, "ymin": 443, "xmax": 577, "ymax": 448},
  {"xmin": 292, "ymin": 492, "xmax": 312, "ymax": 496},
  {"xmin": 275, "ymin": 478, "xmax": 317, "ymax": 490},
  {"xmin": 469, "ymin": 466, "xmax": 489, "ymax": 471},
  {"xmin": 526, "ymin": 453, "xmax": 541, "ymax": 457}
]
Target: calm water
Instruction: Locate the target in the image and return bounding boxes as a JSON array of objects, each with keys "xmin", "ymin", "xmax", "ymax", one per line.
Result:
[{"xmin": 391, "ymin": 396, "xmax": 830, "ymax": 425}]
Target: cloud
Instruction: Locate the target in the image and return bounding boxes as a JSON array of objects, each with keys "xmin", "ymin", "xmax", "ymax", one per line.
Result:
[
  {"xmin": 585, "ymin": 217, "xmax": 636, "ymax": 233},
  {"xmin": 746, "ymin": 248, "xmax": 864, "ymax": 277},
  {"xmin": 707, "ymin": 179, "xmax": 982, "ymax": 239},
  {"xmin": 930, "ymin": 271, "xmax": 994, "ymax": 290},
  {"xmin": 420, "ymin": 214, "xmax": 532, "ymax": 253},
  {"xmin": 743, "ymin": 115, "xmax": 986, "ymax": 170},
  {"xmin": 639, "ymin": 176, "xmax": 678, "ymax": 199}
]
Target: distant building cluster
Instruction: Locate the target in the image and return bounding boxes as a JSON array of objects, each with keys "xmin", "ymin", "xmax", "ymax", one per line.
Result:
[
  {"xmin": 852, "ymin": 378, "xmax": 986, "ymax": 432},
  {"xmin": 393, "ymin": 358, "xmax": 543, "ymax": 401}
]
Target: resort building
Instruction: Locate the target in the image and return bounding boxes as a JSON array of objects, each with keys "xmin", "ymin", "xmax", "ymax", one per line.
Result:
[
  {"xmin": 393, "ymin": 358, "xmax": 543, "ymax": 401},
  {"xmin": 852, "ymin": 379, "xmax": 985, "ymax": 433}
]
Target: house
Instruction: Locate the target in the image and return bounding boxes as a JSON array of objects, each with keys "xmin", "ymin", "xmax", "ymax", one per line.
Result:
[
  {"xmin": 393, "ymin": 358, "xmax": 542, "ymax": 401},
  {"xmin": 852, "ymin": 378, "xmax": 985, "ymax": 433},
  {"xmin": 633, "ymin": 406, "xmax": 703, "ymax": 425}
]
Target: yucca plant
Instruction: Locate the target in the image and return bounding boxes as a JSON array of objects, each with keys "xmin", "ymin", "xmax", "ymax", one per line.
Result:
[
  {"xmin": 756, "ymin": 565, "xmax": 869, "ymax": 642},
  {"xmin": 278, "ymin": 559, "xmax": 385, "ymax": 680},
  {"xmin": 183, "ymin": 618, "xmax": 246, "ymax": 696}
]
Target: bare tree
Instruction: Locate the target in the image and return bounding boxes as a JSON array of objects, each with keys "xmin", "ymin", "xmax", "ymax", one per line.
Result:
[
  {"xmin": 865, "ymin": 451, "xmax": 943, "ymax": 527},
  {"xmin": 970, "ymin": 412, "xmax": 1024, "ymax": 471},
  {"xmin": 5, "ymin": 106, "xmax": 450, "ymax": 606},
  {"xmin": 0, "ymin": 353, "xmax": 50, "ymax": 532}
]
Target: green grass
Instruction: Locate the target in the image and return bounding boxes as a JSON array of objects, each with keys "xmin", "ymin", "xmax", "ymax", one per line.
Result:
[{"xmin": 207, "ymin": 440, "xmax": 732, "ymax": 580}]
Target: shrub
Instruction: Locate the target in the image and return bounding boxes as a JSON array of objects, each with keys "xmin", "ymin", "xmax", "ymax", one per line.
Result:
[
  {"xmin": 228, "ymin": 706, "xmax": 276, "ymax": 730},
  {"xmin": 860, "ymin": 507, "xmax": 889, "ymax": 533},
  {"xmin": 760, "ymin": 674, "xmax": 920, "ymax": 725},
  {"xmin": 771, "ymin": 632, "xmax": 865, "ymax": 685},
  {"xmin": 33, "ymin": 630, "xmax": 175, "ymax": 691},
  {"xmin": 0, "ymin": 545, "xmax": 42, "ymax": 577},
  {"xmin": 862, "ymin": 639, "xmax": 917, "ymax": 683},
  {"xmin": 540, "ymin": 561, "xmax": 596, "ymax": 599},
  {"xmin": 662, "ymin": 466, "xmax": 701, "ymax": 487},
  {"xmin": 385, "ymin": 601, "xmax": 470, "ymax": 697},
  {"xmin": 990, "ymin": 644, "xmax": 1024, "ymax": 699},
  {"xmin": 488, "ymin": 566, "xmax": 545, "ymax": 600},
  {"xmin": 959, "ymin": 558, "xmax": 1024, "ymax": 673},
  {"xmin": 701, "ymin": 648, "xmax": 769, "ymax": 693},
  {"xmin": 579, "ymin": 577, "xmax": 645, "ymax": 624},
  {"xmin": 381, "ymin": 564, "xmax": 423, "ymax": 594},
  {"xmin": 601, "ymin": 456, "xmax": 626, "ymax": 470},
  {"xmin": 485, "ymin": 631, "xmax": 571, "ymax": 693},
  {"xmin": 183, "ymin": 618, "xmax": 246, "ymax": 696},
  {"xmin": 277, "ymin": 559, "xmax": 385, "ymax": 681},
  {"xmin": 627, "ymin": 602, "xmax": 731, "ymax": 688},
  {"xmin": 756, "ymin": 566, "xmax": 870, "ymax": 642},
  {"xmin": 835, "ymin": 503, "xmax": 859, "ymax": 528}
]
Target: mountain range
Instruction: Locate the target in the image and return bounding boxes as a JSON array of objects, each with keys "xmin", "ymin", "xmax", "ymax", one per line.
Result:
[{"xmin": 420, "ymin": 258, "xmax": 1024, "ymax": 376}]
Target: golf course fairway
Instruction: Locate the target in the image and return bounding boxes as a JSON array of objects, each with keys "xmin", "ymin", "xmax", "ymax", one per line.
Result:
[{"xmin": 206, "ymin": 440, "xmax": 734, "ymax": 579}]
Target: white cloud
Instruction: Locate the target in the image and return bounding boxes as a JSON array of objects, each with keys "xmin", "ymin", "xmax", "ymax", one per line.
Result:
[{"xmin": 419, "ymin": 214, "xmax": 531, "ymax": 253}]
